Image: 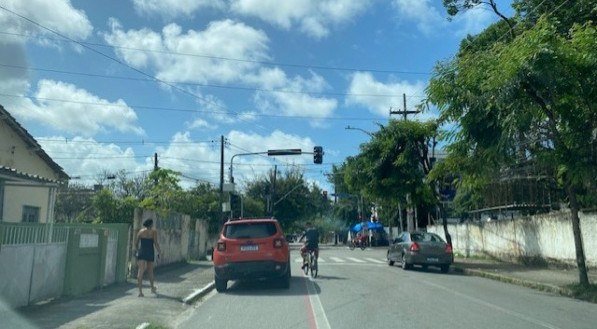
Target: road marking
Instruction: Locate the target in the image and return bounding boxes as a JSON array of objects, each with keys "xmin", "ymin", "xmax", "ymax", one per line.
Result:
[
  {"xmin": 346, "ymin": 257, "xmax": 366, "ymax": 263},
  {"xmin": 329, "ymin": 257, "xmax": 345, "ymax": 263},
  {"xmin": 295, "ymin": 257, "xmax": 303, "ymax": 263},
  {"xmin": 318, "ymin": 258, "xmax": 326, "ymax": 262},
  {"xmin": 135, "ymin": 323, "xmax": 150, "ymax": 329},
  {"xmin": 303, "ymin": 273, "xmax": 332, "ymax": 329},
  {"xmin": 420, "ymin": 279, "xmax": 562, "ymax": 329},
  {"xmin": 365, "ymin": 258, "xmax": 385, "ymax": 264}
]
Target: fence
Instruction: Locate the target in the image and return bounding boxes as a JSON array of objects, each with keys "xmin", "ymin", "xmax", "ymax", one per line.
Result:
[
  {"xmin": 0, "ymin": 222, "xmax": 130, "ymax": 308},
  {"xmin": 0, "ymin": 223, "xmax": 68, "ymax": 308}
]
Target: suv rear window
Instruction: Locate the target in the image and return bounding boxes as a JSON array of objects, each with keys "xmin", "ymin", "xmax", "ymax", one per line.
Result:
[{"xmin": 224, "ymin": 222, "xmax": 277, "ymax": 239}]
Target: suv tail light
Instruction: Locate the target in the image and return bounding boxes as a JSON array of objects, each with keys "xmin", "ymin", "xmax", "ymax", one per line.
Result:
[
  {"xmin": 409, "ymin": 242, "xmax": 420, "ymax": 252},
  {"xmin": 273, "ymin": 238, "xmax": 283, "ymax": 248},
  {"xmin": 217, "ymin": 241, "xmax": 226, "ymax": 252},
  {"xmin": 445, "ymin": 244, "xmax": 453, "ymax": 254}
]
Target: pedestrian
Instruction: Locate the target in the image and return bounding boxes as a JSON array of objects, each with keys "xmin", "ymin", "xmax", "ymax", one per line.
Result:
[{"xmin": 134, "ymin": 219, "xmax": 161, "ymax": 297}]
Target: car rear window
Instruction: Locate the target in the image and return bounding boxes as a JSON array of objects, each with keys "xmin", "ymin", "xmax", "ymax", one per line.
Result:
[
  {"xmin": 224, "ymin": 222, "xmax": 278, "ymax": 239},
  {"xmin": 411, "ymin": 233, "xmax": 444, "ymax": 243}
]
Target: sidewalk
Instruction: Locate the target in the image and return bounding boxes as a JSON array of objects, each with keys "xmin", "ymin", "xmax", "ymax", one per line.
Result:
[
  {"xmin": 453, "ymin": 257, "xmax": 597, "ymax": 302},
  {"xmin": 11, "ymin": 260, "xmax": 214, "ymax": 329}
]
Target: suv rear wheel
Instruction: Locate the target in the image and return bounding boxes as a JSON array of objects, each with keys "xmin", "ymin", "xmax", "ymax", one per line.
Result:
[
  {"xmin": 215, "ymin": 277, "xmax": 228, "ymax": 292},
  {"xmin": 279, "ymin": 263, "xmax": 291, "ymax": 289}
]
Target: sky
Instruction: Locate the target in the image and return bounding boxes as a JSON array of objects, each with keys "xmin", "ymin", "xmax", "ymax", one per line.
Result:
[{"xmin": 0, "ymin": 0, "xmax": 513, "ymax": 192}]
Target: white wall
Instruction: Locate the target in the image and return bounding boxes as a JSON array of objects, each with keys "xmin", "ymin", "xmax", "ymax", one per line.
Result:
[{"xmin": 428, "ymin": 211, "xmax": 597, "ymax": 267}]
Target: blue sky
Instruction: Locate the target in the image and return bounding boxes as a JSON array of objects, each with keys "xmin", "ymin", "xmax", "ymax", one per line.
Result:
[{"xmin": 0, "ymin": 0, "xmax": 512, "ymax": 191}]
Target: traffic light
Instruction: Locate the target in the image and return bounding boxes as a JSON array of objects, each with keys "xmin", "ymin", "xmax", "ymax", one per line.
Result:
[{"xmin": 313, "ymin": 146, "xmax": 323, "ymax": 164}]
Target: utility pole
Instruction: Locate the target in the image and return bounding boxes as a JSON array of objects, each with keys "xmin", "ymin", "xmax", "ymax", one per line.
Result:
[
  {"xmin": 389, "ymin": 93, "xmax": 420, "ymax": 121},
  {"xmin": 390, "ymin": 94, "xmax": 420, "ymax": 232},
  {"xmin": 219, "ymin": 135, "xmax": 225, "ymax": 225},
  {"xmin": 153, "ymin": 153, "xmax": 158, "ymax": 185},
  {"xmin": 270, "ymin": 165, "xmax": 277, "ymax": 216}
]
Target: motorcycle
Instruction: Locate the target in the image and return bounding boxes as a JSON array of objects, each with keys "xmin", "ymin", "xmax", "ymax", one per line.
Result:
[{"xmin": 349, "ymin": 236, "xmax": 368, "ymax": 250}]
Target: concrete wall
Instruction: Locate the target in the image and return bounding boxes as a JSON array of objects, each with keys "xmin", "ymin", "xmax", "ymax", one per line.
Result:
[
  {"xmin": 131, "ymin": 209, "xmax": 214, "ymax": 273},
  {"xmin": 428, "ymin": 211, "xmax": 597, "ymax": 267}
]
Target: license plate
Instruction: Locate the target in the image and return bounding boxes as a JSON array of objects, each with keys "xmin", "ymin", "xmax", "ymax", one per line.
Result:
[
  {"xmin": 427, "ymin": 257, "xmax": 439, "ymax": 262},
  {"xmin": 241, "ymin": 245, "xmax": 258, "ymax": 251}
]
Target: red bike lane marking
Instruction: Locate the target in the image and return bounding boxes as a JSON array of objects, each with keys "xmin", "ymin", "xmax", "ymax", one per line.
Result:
[{"xmin": 302, "ymin": 272, "xmax": 318, "ymax": 329}]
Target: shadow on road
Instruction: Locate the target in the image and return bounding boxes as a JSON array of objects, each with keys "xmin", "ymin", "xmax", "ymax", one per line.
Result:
[{"xmin": 223, "ymin": 276, "xmax": 321, "ymax": 296}]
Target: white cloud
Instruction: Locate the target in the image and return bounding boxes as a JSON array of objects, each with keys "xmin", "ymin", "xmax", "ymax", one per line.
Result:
[
  {"xmin": 103, "ymin": 19, "xmax": 270, "ymax": 85},
  {"xmin": 10, "ymin": 79, "xmax": 144, "ymax": 136},
  {"xmin": 132, "ymin": 0, "xmax": 225, "ymax": 18},
  {"xmin": 250, "ymin": 69, "xmax": 337, "ymax": 127},
  {"xmin": 392, "ymin": 0, "xmax": 494, "ymax": 37},
  {"xmin": 230, "ymin": 0, "xmax": 371, "ymax": 38},
  {"xmin": 0, "ymin": 0, "xmax": 92, "ymax": 43},
  {"xmin": 187, "ymin": 118, "xmax": 212, "ymax": 130},
  {"xmin": 39, "ymin": 137, "xmax": 146, "ymax": 181},
  {"xmin": 346, "ymin": 72, "xmax": 428, "ymax": 118}
]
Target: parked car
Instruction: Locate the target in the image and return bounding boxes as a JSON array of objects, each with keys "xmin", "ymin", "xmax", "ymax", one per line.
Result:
[
  {"xmin": 386, "ymin": 231, "xmax": 453, "ymax": 273},
  {"xmin": 212, "ymin": 218, "xmax": 291, "ymax": 292}
]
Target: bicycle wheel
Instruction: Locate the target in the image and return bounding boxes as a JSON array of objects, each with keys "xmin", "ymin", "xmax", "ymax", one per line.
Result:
[
  {"xmin": 303, "ymin": 256, "xmax": 309, "ymax": 275},
  {"xmin": 310, "ymin": 254, "xmax": 318, "ymax": 278},
  {"xmin": 349, "ymin": 242, "xmax": 355, "ymax": 250}
]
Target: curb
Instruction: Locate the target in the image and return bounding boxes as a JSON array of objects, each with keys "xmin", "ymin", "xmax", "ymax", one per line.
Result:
[
  {"xmin": 182, "ymin": 281, "xmax": 216, "ymax": 304},
  {"xmin": 453, "ymin": 266, "xmax": 572, "ymax": 297}
]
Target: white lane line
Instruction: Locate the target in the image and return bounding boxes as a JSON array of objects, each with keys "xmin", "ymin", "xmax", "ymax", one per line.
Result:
[
  {"xmin": 318, "ymin": 258, "xmax": 326, "ymax": 263},
  {"xmin": 136, "ymin": 323, "xmax": 150, "ymax": 329},
  {"xmin": 346, "ymin": 257, "xmax": 366, "ymax": 263},
  {"xmin": 305, "ymin": 275, "xmax": 332, "ymax": 329},
  {"xmin": 329, "ymin": 257, "xmax": 345, "ymax": 263},
  {"xmin": 420, "ymin": 279, "xmax": 562, "ymax": 329},
  {"xmin": 295, "ymin": 257, "xmax": 303, "ymax": 263},
  {"xmin": 365, "ymin": 258, "xmax": 385, "ymax": 264}
]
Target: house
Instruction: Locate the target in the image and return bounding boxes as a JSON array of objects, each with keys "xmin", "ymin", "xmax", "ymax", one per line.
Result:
[{"xmin": 0, "ymin": 104, "xmax": 69, "ymax": 223}]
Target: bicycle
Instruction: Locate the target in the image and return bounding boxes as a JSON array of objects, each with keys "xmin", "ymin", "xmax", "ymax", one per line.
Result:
[{"xmin": 303, "ymin": 248, "xmax": 318, "ymax": 278}]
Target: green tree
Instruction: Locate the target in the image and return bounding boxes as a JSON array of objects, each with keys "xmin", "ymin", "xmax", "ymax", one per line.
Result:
[
  {"xmin": 54, "ymin": 183, "xmax": 95, "ymax": 222},
  {"xmin": 92, "ymin": 188, "xmax": 137, "ymax": 223},
  {"xmin": 427, "ymin": 12, "xmax": 596, "ymax": 285}
]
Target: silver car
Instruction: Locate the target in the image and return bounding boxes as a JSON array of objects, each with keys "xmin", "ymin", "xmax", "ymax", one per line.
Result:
[{"xmin": 386, "ymin": 231, "xmax": 453, "ymax": 273}]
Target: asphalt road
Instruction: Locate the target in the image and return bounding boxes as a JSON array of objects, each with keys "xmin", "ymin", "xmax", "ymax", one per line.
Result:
[{"xmin": 175, "ymin": 247, "xmax": 597, "ymax": 329}]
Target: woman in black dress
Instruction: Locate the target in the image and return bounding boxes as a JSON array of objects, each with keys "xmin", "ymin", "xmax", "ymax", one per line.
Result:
[{"xmin": 135, "ymin": 219, "xmax": 161, "ymax": 297}]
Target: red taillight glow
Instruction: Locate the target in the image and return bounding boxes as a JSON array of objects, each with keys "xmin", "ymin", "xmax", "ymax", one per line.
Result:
[
  {"xmin": 217, "ymin": 242, "xmax": 226, "ymax": 251},
  {"xmin": 445, "ymin": 244, "xmax": 453, "ymax": 253},
  {"xmin": 273, "ymin": 238, "xmax": 283, "ymax": 248},
  {"xmin": 409, "ymin": 242, "xmax": 420, "ymax": 252}
]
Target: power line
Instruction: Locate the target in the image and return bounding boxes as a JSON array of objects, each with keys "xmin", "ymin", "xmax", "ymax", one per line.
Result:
[
  {"xmin": 37, "ymin": 137, "xmax": 218, "ymax": 145},
  {"xmin": 0, "ymin": 5, "xmax": 315, "ymax": 150},
  {"xmin": 0, "ymin": 31, "xmax": 431, "ymax": 76},
  {"xmin": 0, "ymin": 63, "xmax": 427, "ymax": 99},
  {"xmin": 0, "ymin": 93, "xmax": 384, "ymax": 122}
]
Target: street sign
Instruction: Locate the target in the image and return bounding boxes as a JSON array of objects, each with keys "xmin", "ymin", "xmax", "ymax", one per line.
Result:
[
  {"xmin": 267, "ymin": 149, "xmax": 302, "ymax": 156},
  {"xmin": 222, "ymin": 202, "xmax": 230, "ymax": 212}
]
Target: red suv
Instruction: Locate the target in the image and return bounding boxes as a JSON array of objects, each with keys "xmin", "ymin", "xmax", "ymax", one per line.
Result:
[{"xmin": 212, "ymin": 218, "xmax": 290, "ymax": 292}]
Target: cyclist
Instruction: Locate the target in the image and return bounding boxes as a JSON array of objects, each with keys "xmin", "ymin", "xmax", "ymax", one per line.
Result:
[{"xmin": 299, "ymin": 222, "xmax": 320, "ymax": 270}]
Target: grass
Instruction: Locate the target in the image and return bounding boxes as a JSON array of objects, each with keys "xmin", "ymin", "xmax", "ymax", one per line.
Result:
[{"xmin": 564, "ymin": 283, "xmax": 597, "ymax": 303}]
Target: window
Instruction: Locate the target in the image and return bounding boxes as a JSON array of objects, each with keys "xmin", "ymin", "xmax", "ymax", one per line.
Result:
[
  {"xmin": 22, "ymin": 206, "xmax": 40, "ymax": 223},
  {"xmin": 410, "ymin": 232, "xmax": 444, "ymax": 243},
  {"xmin": 224, "ymin": 222, "xmax": 277, "ymax": 239}
]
